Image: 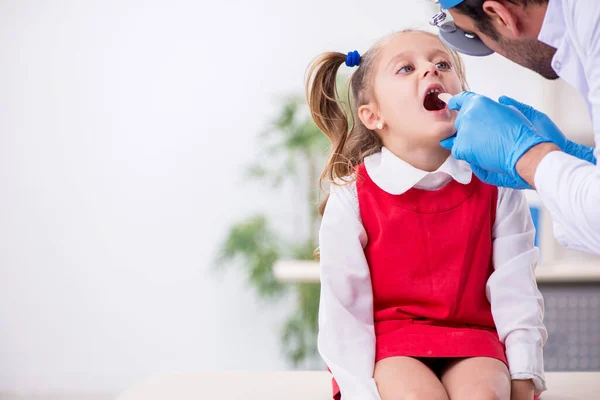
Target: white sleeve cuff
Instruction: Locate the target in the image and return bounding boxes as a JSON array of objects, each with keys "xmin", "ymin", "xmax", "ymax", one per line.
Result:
[
  {"xmin": 533, "ymin": 149, "xmax": 600, "ymax": 254},
  {"xmin": 505, "ymin": 342, "xmax": 547, "ymax": 394},
  {"xmin": 534, "ymin": 149, "xmax": 564, "ymax": 191}
]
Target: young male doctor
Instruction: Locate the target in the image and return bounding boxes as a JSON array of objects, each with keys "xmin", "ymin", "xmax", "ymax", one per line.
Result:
[{"xmin": 431, "ymin": 0, "xmax": 600, "ymax": 255}]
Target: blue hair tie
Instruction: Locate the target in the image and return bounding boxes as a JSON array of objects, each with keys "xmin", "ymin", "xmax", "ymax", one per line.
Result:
[{"xmin": 345, "ymin": 50, "xmax": 361, "ymax": 67}]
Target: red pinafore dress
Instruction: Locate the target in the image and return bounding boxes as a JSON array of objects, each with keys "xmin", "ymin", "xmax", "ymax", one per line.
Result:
[{"xmin": 331, "ymin": 163, "xmax": 509, "ymax": 400}]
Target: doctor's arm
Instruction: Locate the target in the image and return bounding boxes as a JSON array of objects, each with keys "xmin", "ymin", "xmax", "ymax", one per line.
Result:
[
  {"xmin": 317, "ymin": 182, "xmax": 381, "ymax": 400},
  {"xmin": 515, "ymin": 0, "xmax": 600, "ymax": 254}
]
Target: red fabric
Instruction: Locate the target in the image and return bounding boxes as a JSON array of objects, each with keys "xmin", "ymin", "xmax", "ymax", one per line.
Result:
[{"xmin": 331, "ymin": 164, "xmax": 511, "ymax": 399}]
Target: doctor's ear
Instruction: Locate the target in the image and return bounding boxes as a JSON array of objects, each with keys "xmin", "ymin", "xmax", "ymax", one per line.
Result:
[{"xmin": 481, "ymin": 0, "xmax": 524, "ymax": 39}]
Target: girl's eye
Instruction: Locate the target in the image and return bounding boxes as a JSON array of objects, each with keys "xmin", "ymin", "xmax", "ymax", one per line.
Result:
[
  {"xmin": 397, "ymin": 65, "xmax": 414, "ymax": 74},
  {"xmin": 436, "ymin": 61, "xmax": 451, "ymax": 70}
]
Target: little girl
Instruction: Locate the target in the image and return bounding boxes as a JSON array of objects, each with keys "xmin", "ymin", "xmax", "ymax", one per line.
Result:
[{"xmin": 306, "ymin": 30, "xmax": 547, "ymax": 400}]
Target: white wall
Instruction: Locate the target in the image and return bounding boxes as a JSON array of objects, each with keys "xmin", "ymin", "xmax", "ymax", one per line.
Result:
[{"xmin": 0, "ymin": 0, "xmax": 591, "ymax": 395}]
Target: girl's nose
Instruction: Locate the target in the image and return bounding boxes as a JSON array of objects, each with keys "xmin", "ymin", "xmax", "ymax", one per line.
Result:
[{"xmin": 422, "ymin": 64, "xmax": 440, "ymax": 79}]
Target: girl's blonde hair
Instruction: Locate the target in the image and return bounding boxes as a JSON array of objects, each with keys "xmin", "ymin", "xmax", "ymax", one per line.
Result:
[{"xmin": 305, "ymin": 30, "xmax": 469, "ymax": 217}]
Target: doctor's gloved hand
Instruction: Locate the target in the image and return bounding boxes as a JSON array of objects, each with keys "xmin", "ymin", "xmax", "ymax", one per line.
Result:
[
  {"xmin": 498, "ymin": 96, "xmax": 597, "ymax": 164},
  {"xmin": 440, "ymin": 91, "xmax": 553, "ymax": 189},
  {"xmin": 469, "ymin": 165, "xmax": 532, "ymax": 190}
]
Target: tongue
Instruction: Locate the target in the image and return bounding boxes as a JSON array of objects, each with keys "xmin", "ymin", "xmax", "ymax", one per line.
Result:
[{"xmin": 424, "ymin": 93, "xmax": 446, "ymax": 111}]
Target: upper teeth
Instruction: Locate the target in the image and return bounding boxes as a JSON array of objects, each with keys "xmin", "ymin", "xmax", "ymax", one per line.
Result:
[{"xmin": 427, "ymin": 88, "xmax": 441, "ymax": 94}]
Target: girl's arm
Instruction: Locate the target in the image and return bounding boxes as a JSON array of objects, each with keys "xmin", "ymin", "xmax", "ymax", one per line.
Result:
[
  {"xmin": 486, "ymin": 187, "xmax": 548, "ymax": 395},
  {"xmin": 318, "ymin": 182, "xmax": 380, "ymax": 400}
]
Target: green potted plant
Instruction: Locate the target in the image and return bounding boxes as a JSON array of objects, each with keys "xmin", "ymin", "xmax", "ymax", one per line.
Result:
[{"xmin": 216, "ymin": 92, "xmax": 330, "ymax": 367}]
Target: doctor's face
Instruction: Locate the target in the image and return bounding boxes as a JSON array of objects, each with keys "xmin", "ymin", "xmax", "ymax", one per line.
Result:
[{"xmin": 448, "ymin": 8, "xmax": 559, "ymax": 80}]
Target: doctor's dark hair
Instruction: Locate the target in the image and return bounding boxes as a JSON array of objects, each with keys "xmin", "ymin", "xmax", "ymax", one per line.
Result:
[
  {"xmin": 453, "ymin": 0, "xmax": 549, "ymax": 40},
  {"xmin": 305, "ymin": 30, "xmax": 469, "ymax": 220}
]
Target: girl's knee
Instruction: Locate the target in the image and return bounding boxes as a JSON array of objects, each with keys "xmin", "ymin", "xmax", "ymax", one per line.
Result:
[
  {"xmin": 379, "ymin": 389, "xmax": 448, "ymax": 400},
  {"xmin": 375, "ymin": 376, "xmax": 449, "ymax": 400},
  {"xmin": 401, "ymin": 390, "xmax": 449, "ymax": 400},
  {"xmin": 456, "ymin": 384, "xmax": 508, "ymax": 400}
]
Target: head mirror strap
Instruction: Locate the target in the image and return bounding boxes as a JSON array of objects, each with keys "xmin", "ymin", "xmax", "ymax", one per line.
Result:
[
  {"xmin": 430, "ymin": 0, "xmax": 495, "ymax": 57},
  {"xmin": 438, "ymin": 0, "xmax": 465, "ymax": 8}
]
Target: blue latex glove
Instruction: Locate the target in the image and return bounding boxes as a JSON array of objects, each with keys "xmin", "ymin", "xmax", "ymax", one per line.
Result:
[
  {"xmin": 440, "ymin": 91, "xmax": 553, "ymax": 189},
  {"xmin": 498, "ymin": 96, "xmax": 597, "ymax": 164},
  {"xmin": 469, "ymin": 164, "xmax": 532, "ymax": 190}
]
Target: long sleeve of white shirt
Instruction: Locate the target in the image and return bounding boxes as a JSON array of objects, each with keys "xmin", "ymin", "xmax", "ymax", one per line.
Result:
[
  {"xmin": 486, "ymin": 187, "xmax": 547, "ymax": 394},
  {"xmin": 534, "ymin": 0, "xmax": 600, "ymax": 255},
  {"xmin": 317, "ymin": 182, "xmax": 381, "ymax": 400},
  {"xmin": 535, "ymin": 153, "xmax": 600, "ymax": 254}
]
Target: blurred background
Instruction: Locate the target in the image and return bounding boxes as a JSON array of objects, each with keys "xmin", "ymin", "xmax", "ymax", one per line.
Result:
[{"xmin": 0, "ymin": 0, "xmax": 598, "ymax": 399}]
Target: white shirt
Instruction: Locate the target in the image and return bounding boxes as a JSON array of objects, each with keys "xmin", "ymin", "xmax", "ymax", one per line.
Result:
[
  {"xmin": 535, "ymin": 0, "xmax": 600, "ymax": 254},
  {"xmin": 318, "ymin": 147, "xmax": 547, "ymax": 399}
]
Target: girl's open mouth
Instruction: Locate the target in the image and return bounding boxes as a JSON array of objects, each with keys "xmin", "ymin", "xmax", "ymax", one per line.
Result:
[{"xmin": 423, "ymin": 87, "xmax": 447, "ymax": 112}]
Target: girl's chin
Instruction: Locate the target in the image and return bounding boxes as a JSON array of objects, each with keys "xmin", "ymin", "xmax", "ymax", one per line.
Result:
[{"xmin": 432, "ymin": 122, "xmax": 457, "ymax": 140}]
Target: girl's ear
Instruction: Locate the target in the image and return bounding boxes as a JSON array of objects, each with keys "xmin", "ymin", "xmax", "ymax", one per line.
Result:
[{"xmin": 358, "ymin": 104, "xmax": 381, "ymax": 130}]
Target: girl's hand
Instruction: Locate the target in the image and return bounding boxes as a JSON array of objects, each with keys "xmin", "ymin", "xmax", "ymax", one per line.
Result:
[{"xmin": 511, "ymin": 379, "xmax": 534, "ymax": 400}]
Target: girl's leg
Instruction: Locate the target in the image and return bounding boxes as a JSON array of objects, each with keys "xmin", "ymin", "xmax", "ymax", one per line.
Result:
[
  {"xmin": 440, "ymin": 357, "xmax": 511, "ymax": 400},
  {"xmin": 374, "ymin": 356, "xmax": 450, "ymax": 400}
]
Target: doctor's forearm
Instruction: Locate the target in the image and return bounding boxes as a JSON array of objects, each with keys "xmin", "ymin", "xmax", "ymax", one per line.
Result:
[
  {"xmin": 516, "ymin": 143, "xmax": 560, "ymax": 188},
  {"xmin": 528, "ymin": 150, "xmax": 600, "ymax": 254}
]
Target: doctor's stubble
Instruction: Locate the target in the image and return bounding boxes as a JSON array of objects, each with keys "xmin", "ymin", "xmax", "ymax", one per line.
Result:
[{"xmin": 496, "ymin": 36, "xmax": 559, "ymax": 80}]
